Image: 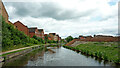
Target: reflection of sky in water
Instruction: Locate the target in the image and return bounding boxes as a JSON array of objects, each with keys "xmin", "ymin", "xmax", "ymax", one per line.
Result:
[{"xmin": 26, "ymin": 47, "xmax": 113, "ymax": 66}]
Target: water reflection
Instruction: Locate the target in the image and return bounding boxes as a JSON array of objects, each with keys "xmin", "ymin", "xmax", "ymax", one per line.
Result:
[
  {"xmin": 1, "ymin": 46, "xmax": 120, "ymax": 67},
  {"xmin": 2, "ymin": 47, "xmax": 45, "ymax": 66}
]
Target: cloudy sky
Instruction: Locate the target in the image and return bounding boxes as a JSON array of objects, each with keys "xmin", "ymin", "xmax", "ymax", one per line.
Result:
[{"xmin": 3, "ymin": 0, "xmax": 119, "ymax": 38}]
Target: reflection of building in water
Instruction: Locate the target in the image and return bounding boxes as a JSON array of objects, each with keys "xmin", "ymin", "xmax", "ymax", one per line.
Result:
[
  {"xmin": 30, "ymin": 49, "xmax": 45, "ymax": 61},
  {"xmin": 2, "ymin": 54, "xmax": 29, "ymax": 66}
]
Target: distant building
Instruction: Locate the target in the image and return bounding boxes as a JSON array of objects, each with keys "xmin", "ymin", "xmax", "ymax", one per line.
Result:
[
  {"xmin": 49, "ymin": 33, "xmax": 56, "ymax": 40},
  {"xmin": 94, "ymin": 35, "xmax": 113, "ymax": 38},
  {"xmin": 56, "ymin": 34, "xmax": 61, "ymax": 41},
  {"xmin": 14, "ymin": 21, "xmax": 29, "ymax": 36},
  {"xmin": 38, "ymin": 29, "xmax": 44, "ymax": 39},
  {"xmin": 86, "ymin": 36, "xmax": 92, "ymax": 39},
  {"xmin": 59, "ymin": 37, "xmax": 61, "ymax": 41},
  {"xmin": 48, "ymin": 35, "xmax": 52, "ymax": 40},
  {"xmin": 28, "ymin": 27, "xmax": 39, "ymax": 38},
  {"xmin": 0, "ymin": 0, "xmax": 9, "ymax": 23},
  {"xmin": 44, "ymin": 34, "xmax": 52, "ymax": 40},
  {"xmin": 49, "ymin": 33, "xmax": 60, "ymax": 41},
  {"xmin": 79, "ymin": 35, "xmax": 85, "ymax": 39},
  {"xmin": 79, "ymin": 35, "xmax": 92, "ymax": 40},
  {"xmin": 54, "ymin": 35, "xmax": 58, "ymax": 41},
  {"xmin": 44, "ymin": 34, "xmax": 48, "ymax": 37}
]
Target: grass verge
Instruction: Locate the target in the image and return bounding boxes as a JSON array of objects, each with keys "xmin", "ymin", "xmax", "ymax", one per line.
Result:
[{"xmin": 63, "ymin": 42, "xmax": 120, "ymax": 64}]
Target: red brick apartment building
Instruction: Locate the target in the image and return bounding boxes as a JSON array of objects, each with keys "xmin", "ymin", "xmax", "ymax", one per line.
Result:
[
  {"xmin": 49, "ymin": 33, "xmax": 60, "ymax": 41},
  {"xmin": 59, "ymin": 37, "xmax": 61, "ymax": 41},
  {"xmin": 0, "ymin": 0, "xmax": 13, "ymax": 24},
  {"xmin": 28, "ymin": 27, "xmax": 39, "ymax": 38},
  {"xmin": 49, "ymin": 33, "xmax": 56, "ymax": 41},
  {"xmin": 56, "ymin": 34, "xmax": 61, "ymax": 41},
  {"xmin": 0, "ymin": 0, "xmax": 8, "ymax": 23},
  {"xmin": 44, "ymin": 34, "xmax": 52, "ymax": 40},
  {"xmin": 38, "ymin": 29, "xmax": 44, "ymax": 39},
  {"xmin": 14, "ymin": 21, "xmax": 29, "ymax": 36}
]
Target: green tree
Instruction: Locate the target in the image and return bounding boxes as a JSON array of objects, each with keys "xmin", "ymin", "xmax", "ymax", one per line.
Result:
[
  {"xmin": 65, "ymin": 36, "xmax": 73, "ymax": 42},
  {"xmin": 44, "ymin": 35, "xmax": 48, "ymax": 43},
  {"xmin": 32, "ymin": 35, "xmax": 37, "ymax": 39},
  {"xmin": 2, "ymin": 17, "xmax": 39, "ymax": 49}
]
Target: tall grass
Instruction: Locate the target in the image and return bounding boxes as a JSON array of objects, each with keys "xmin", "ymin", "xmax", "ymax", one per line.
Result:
[{"xmin": 63, "ymin": 42, "xmax": 119, "ymax": 64}]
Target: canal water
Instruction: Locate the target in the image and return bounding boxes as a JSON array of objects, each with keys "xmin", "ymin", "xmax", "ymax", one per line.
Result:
[{"xmin": 1, "ymin": 46, "xmax": 119, "ymax": 67}]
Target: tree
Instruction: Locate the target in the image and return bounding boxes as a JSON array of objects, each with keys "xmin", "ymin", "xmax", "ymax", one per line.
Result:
[
  {"xmin": 2, "ymin": 18, "xmax": 39, "ymax": 48},
  {"xmin": 32, "ymin": 35, "xmax": 37, "ymax": 39},
  {"xmin": 44, "ymin": 35, "xmax": 48, "ymax": 43},
  {"xmin": 65, "ymin": 36, "xmax": 73, "ymax": 42}
]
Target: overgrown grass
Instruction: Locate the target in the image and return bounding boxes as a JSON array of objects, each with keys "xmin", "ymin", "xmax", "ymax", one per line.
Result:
[
  {"xmin": 1, "ymin": 49, "xmax": 26, "ymax": 57},
  {"xmin": 1, "ymin": 45, "xmax": 43, "ymax": 57},
  {"xmin": 2, "ymin": 43, "xmax": 36, "ymax": 52},
  {"xmin": 63, "ymin": 42, "xmax": 120, "ymax": 64}
]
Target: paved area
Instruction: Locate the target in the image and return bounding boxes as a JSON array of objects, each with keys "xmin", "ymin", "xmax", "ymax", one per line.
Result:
[
  {"xmin": 0, "ymin": 44, "xmax": 58, "ymax": 55},
  {"xmin": 0, "ymin": 45, "xmax": 40, "ymax": 55}
]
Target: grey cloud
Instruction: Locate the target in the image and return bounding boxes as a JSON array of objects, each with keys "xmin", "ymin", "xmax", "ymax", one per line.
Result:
[{"xmin": 4, "ymin": 2, "xmax": 94, "ymax": 20}]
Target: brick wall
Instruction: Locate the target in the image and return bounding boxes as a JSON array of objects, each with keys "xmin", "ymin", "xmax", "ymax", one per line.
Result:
[
  {"xmin": 49, "ymin": 33, "xmax": 55, "ymax": 40},
  {"xmin": 48, "ymin": 37, "xmax": 52, "ymax": 40},
  {"xmin": 0, "ymin": 1, "xmax": 9, "ymax": 23},
  {"xmin": 29, "ymin": 32, "xmax": 35, "ymax": 38},
  {"xmin": 66, "ymin": 37, "xmax": 118, "ymax": 46},
  {"xmin": 79, "ymin": 37, "xmax": 118, "ymax": 42},
  {"xmin": 14, "ymin": 21, "xmax": 29, "ymax": 36},
  {"xmin": 39, "ymin": 31, "xmax": 44, "ymax": 39},
  {"xmin": 35, "ymin": 29, "xmax": 39, "ymax": 37}
]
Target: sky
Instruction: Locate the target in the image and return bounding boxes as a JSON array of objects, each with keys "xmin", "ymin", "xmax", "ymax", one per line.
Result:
[{"xmin": 2, "ymin": 0, "xmax": 119, "ymax": 38}]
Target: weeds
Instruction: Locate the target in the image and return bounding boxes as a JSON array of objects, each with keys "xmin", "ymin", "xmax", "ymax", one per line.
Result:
[{"xmin": 63, "ymin": 42, "xmax": 119, "ymax": 64}]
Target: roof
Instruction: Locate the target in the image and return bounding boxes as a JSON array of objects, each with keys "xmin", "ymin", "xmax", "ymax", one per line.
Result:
[
  {"xmin": 38, "ymin": 29, "xmax": 44, "ymax": 32},
  {"xmin": 14, "ymin": 21, "xmax": 28, "ymax": 27},
  {"xmin": 79, "ymin": 35, "xmax": 83, "ymax": 37},
  {"xmin": 49, "ymin": 33, "xmax": 56, "ymax": 35},
  {"xmin": 44, "ymin": 34, "xmax": 48, "ymax": 36},
  {"xmin": 56, "ymin": 34, "xmax": 59, "ymax": 37},
  {"xmin": 8, "ymin": 21, "xmax": 13, "ymax": 25},
  {"xmin": 28, "ymin": 27, "xmax": 37, "ymax": 33},
  {"xmin": 94, "ymin": 35, "xmax": 113, "ymax": 37}
]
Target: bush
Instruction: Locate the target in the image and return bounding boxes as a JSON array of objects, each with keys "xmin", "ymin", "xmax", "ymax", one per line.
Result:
[
  {"xmin": 32, "ymin": 35, "xmax": 45, "ymax": 44},
  {"xmin": 2, "ymin": 16, "xmax": 39, "ymax": 50},
  {"xmin": 103, "ymin": 53, "xmax": 108, "ymax": 61},
  {"xmin": 65, "ymin": 36, "xmax": 73, "ymax": 42},
  {"xmin": 25, "ymin": 43, "xmax": 32, "ymax": 47}
]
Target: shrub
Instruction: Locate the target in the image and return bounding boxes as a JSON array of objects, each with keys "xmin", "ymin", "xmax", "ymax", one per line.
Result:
[
  {"xmin": 2, "ymin": 16, "xmax": 39, "ymax": 50},
  {"xmin": 103, "ymin": 53, "xmax": 108, "ymax": 61},
  {"xmin": 25, "ymin": 43, "xmax": 32, "ymax": 47}
]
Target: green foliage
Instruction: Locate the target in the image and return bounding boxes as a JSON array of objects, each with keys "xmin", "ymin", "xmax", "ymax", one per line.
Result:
[
  {"xmin": 63, "ymin": 42, "xmax": 119, "ymax": 64},
  {"xmin": 44, "ymin": 35, "xmax": 48, "ymax": 41},
  {"xmin": 24, "ymin": 43, "xmax": 33, "ymax": 47},
  {"xmin": 2, "ymin": 18, "xmax": 39, "ymax": 51},
  {"xmin": 32, "ymin": 35, "xmax": 37, "ymax": 39},
  {"xmin": 32, "ymin": 35, "xmax": 45, "ymax": 44},
  {"xmin": 65, "ymin": 36, "xmax": 73, "ymax": 42},
  {"xmin": 60, "ymin": 39, "xmax": 65, "ymax": 43}
]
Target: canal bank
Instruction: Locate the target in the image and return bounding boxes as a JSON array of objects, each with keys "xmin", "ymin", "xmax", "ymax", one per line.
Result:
[
  {"xmin": 63, "ymin": 43, "xmax": 120, "ymax": 64},
  {"xmin": 1, "ymin": 46, "xmax": 120, "ymax": 67},
  {"xmin": 0, "ymin": 44, "xmax": 59, "ymax": 63},
  {"xmin": 0, "ymin": 45, "xmax": 44, "ymax": 62}
]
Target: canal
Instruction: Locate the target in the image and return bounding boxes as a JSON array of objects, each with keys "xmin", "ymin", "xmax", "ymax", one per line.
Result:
[{"xmin": 1, "ymin": 46, "xmax": 119, "ymax": 67}]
